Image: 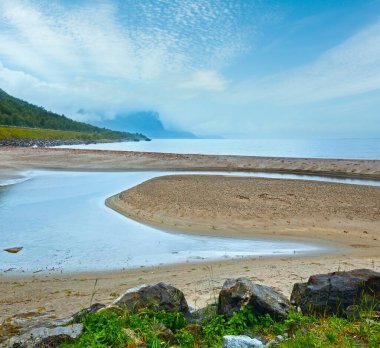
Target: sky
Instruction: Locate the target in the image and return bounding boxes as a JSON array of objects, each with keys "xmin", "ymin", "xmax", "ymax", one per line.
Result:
[{"xmin": 0, "ymin": 0, "xmax": 379, "ymax": 138}]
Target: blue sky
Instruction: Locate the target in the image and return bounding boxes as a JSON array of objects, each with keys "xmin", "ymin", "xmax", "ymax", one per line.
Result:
[{"xmin": 0, "ymin": 0, "xmax": 379, "ymax": 138}]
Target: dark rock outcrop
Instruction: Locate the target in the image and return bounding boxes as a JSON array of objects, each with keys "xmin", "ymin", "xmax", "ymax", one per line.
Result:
[
  {"xmin": 113, "ymin": 283, "xmax": 189, "ymax": 315},
  {"xmin": 290, "ymin": 268, "xmax": 380, "ymax": 316},
  {"xmin": 218, "ymin": 278, "xmax": 290, "ymax": 320}
]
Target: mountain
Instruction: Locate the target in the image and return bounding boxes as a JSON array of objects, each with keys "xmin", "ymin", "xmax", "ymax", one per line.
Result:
[
  {"xmin": 94, "ymin": 111, "xmax": 197, "ymax": 139},
  {"xmin": 0, "ymin": 88, "xmax": 149, "ymax": 141}
]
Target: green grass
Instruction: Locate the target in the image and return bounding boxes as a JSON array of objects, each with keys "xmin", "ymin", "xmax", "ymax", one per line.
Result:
[
  {"xmin": 0, "ymin": 125, "xmax": 138, "ymax": 142},
  {"xmin": 60, "ymin": 307, "xmax": 380, "ymax": 348}
]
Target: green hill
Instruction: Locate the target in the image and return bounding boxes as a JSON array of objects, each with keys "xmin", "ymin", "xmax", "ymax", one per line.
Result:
[{"xmin": 0, "ymin": 88, "xmax": 149, "ymax": 141}]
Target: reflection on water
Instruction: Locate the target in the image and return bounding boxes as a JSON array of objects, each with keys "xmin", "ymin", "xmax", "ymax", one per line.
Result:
[{"xmin": 0, "ymin": 171, "xmax": 324, "ymax": 275}]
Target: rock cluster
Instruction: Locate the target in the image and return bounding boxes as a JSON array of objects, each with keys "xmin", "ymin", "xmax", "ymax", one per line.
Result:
[
  {"xmin": 0, "ymin": 138, "xmax": 98, "ymax": 147},
  {"xmin": 2, "ymin": 268, "xmax": 379, "ymax": 347}
]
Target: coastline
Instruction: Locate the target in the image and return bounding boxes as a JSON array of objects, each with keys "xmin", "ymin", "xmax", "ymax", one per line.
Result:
[
  {"xmin": 1, "ymin": 251, "xmax": 378, "ymax": 321},
  {"xmin": 1, "ymin": 147, "xmax": 380, "ymax": 321},
  {"xmin": 0, "ymin": 147, "xmax": 379, "ymax": 180}
]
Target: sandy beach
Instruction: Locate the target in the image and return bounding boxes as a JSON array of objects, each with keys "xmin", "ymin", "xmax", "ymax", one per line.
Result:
[
  {"xmin": 1, "ymin": 147, "xmax": 380, "ymax": 323},
  {"xmin": 106, "ymin": 175, "xmax": 380, "ymax": 248}
]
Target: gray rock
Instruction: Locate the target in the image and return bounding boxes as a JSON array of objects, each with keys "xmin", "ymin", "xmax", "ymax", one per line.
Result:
[
  {"xmin": 290, "ymin": 268, "xmax": 380, "ymax": 316},
  {"xmin": 113, "ymin": 282, "xmax": 189, "ymax": 314},
  {"xmin": 72, "ymin": 303, "xmax": 105, "ymax": 323},
  {"xmin": 222, "ymin": 335, "xmax": 264, "ymax": 348},
  {"xmin": 7, "ymin": 324, "xmax": 83, "ymax": 348},
  {"xmin": 190, "ymin": 303, "xmax": 218, "ymax": 324},
  {"xmin": 152, "ymin": 323, "xmax": 175, "ymax": 344},
  {"xmin": 0, "ymin": 311, "xmax": 73, "ymax": 346},
  {"xmin": 218, "ymin": 278, "xmax": 290, "ymax": 320}
]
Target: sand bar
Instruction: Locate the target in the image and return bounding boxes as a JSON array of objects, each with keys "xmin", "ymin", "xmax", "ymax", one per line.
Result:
[
  {"xmin": 107, "ymin": 174, "xmax": 380, "ymax": 251},
  {"xmin": 0, "ymin": 147, "xmax": 379, "ymax": 179},
  {"xmin": 1, "ymin": 147, "xmax": 380, "ymax": 322}
]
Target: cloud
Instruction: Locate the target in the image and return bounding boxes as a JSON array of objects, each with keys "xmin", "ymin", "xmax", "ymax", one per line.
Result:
[
  {"xmin": 236, "ymin": 20, "xmax": 380, "ymax": 105},
  {"xmin": 0, "ymin": 0, "xmax": 378, "ymax": 138},
  {"xmin": 0, "ymin": 0, "xmax": 258, "ymax": 120},
  {"xmin": 179, "ymin": 70, "xmax": 227, "ymax": 91}
]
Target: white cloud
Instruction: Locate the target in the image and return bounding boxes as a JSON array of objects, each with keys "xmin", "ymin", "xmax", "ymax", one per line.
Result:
[
  {"xmin": 0, "ymin": 0, "xmax": 253, "ymax": 120},
  {"xmin": 179, "ymin": 70, "xmax": 227, "ymax": 92},
  {"xmin": 235, "ymin": 20, "xmax": 380, "ymax": 105},
  {"xmin": 0, "ymin": 0, "xmax": 378, "ymax": 138}
]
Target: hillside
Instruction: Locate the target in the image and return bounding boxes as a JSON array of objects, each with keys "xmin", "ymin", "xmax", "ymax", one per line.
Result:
[{"xmin": 0, "ymin": 89, "xmax": 149, "ymax": 141}]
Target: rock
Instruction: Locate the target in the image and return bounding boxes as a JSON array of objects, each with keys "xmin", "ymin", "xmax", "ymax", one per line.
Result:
[
  {"xmin": 71, "ymin": 303, "xmax": 105, "ymax": 323},
  {"xmin": 184, "ymin": 324, "xmax": 202, "ymax": 337},
  {"xmin": 0, "ymin": 311, "xmax": 73, "ymax": 346},
  {"xmin": 218, "ymin": 278, "xmax": 290, "ymax": 320},
  {"xmin": 275, "ymin": 335, "xmax": 284, "ymax": 341},
  {"xmin": 113, "ymin": 283, "xmax": 189, "ymax": 315},
  {"xmin": 97, "ymin": 304, "xmax": 124, "ymax": 316},
  {"xmin": 190, "ymin": 303, "xmax": 218, "ymax": 324},
  {"xmin": 152, "ymin": 323, "xmax": 175, "ymax": 344},
  {"xmin": 123, "ymin": 328, "xmax": 146, "ymax": 347},
  {"xmin": 290, "ymin": 269, "xmax": 380, "ymax": 316},
  {"xmin": 0, "ymin": 138, "xmax": 99, "ymax": 148},
  {"xmin": 3, "ymin": 247, "xmax": 23, "ymax": 254},
  {"xmin": 346, "ymin": 305, "xmax": 380, "ymax": 320},
  {"xmin": 7, "ymin": 324, "xmax": 83, "ymax": 348},
  {"xmin": 222, "ymin": 335, "xmax": 264, "ymax": 348}
]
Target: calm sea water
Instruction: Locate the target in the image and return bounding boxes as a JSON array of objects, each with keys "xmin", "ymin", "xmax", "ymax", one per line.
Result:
[
  {"xmin": 0, "ymin": 171, "xmax": 324, "ymax": 275},
  {"xmin": 57, "ymin": 138, "xmax": 380, "ymax": 160}
]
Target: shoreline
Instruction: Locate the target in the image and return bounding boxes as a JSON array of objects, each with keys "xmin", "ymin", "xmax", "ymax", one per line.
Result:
[
  {"xmin": 1, "ymin": 147, "xmax": 379, "ymax": 180},
  {"xmin": 1, "ymin": 147, "xmax": 379, "ymax": 320},
  {"xmin": 1, "ymin": 250, "xmax": 376, "ymax": 320}
]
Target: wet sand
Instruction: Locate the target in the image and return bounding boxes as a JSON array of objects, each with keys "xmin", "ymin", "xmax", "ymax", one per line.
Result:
[
  {"xmin": 0, "ymin": 147, "xmax": 379, "ymax": 179},
  {"xmin": 0, "ymin": 147, "xmax": 380, "ymax": 322},
  {"xmin": 106, "ymin": 175, "xmax": 380, "ymax": 248}
]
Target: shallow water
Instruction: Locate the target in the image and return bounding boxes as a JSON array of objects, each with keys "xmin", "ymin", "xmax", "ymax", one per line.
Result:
[
  {"xmin": 57, "ymin": 138, "xmax": 380, "ymax": 160},
  {"xmin": 0, "ymin": 171, "xmax": 325, "ymax": 275}
]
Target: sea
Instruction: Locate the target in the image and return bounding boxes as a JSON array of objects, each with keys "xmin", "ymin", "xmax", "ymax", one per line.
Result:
[{"xmin": 56, "ymin": 138, "xmax": 380, "ymax": 160}]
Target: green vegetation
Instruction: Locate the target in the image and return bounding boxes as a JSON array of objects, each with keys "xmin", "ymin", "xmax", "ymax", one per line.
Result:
[
  {"xmin": 60, "ymin": 307, "xmax": 380, "ymax": 348},
  {"xmin": 0, "ymin": 126, "xmax": 133, "ymax": 142},
  {"xmin": 0, "ymin": 88, "xmax": 149, "ymax": 141}
]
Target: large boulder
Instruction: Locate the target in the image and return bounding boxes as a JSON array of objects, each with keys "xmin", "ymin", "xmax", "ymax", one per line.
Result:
[
  {"xmin": 113, "ymin": 283, "xmax": 189, "ymax": 315},
  {"xmin": 290, "ymin": 268, "xmax": 380, "ymax": 316},
  {"xmin": 218, "ymin": 278, "xmax": 290, "ymax": 320}
]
